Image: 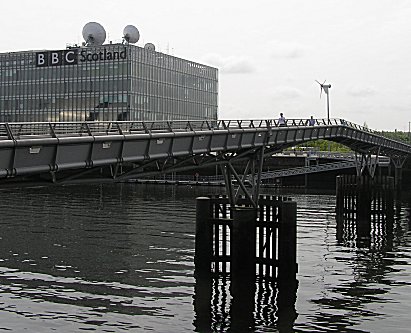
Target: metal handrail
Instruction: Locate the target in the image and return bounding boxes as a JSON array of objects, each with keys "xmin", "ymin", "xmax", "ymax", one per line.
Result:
[
  {"xmin": 0, "ymin": 118, "xmax": 409, "ymax": 151},
  {"xmin": 0, "ymin": 118, "xmax": 383, "ymax": 138}
]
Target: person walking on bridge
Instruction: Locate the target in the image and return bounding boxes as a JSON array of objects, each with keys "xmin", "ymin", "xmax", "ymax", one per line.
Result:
[
  {"xmin": 278, "ymin": 113, "xmax": 286, "ymax": 127},
  {"xmin": 308, "ymin": 115, "xmax": 316, "ymax": 126}
]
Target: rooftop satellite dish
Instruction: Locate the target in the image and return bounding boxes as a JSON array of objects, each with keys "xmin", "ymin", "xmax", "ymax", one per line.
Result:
[
  {"xmin": 144, "ymin": 43, "xmax": 155, "ymax": 51},
  {"xmin": 82, "ymin": 22, "xmax": 106, "ymax": 46},
  {"xmin": 123, "ymin": 25, "xmax": 140, "ymax": 44}
]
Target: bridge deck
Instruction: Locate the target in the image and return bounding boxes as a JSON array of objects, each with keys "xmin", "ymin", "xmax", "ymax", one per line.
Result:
[{"xmin": 0, "ymin": 118, "xmax": 409, "ymax": 181}]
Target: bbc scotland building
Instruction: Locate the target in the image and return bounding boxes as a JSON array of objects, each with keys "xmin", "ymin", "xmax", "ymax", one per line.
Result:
[{"xmin": 0, "ymin": 31, "xmax": 218, "ymax": 123}]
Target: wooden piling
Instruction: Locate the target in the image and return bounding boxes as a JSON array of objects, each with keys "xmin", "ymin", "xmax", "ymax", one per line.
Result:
[
  {"xmin": 277, "ymin": 201, "xmax": 298, "ymax": 307},
  {"xmin": 194, "ymin": 194, "xmax": 299, "ymax": 331},
  {"xmin": 356, "ymin": 176, "xmax": 371, "ymax": 246},
  {"xmin": 231, "ymin": 207, "xmax": 257, "ymax": 278},
  {"xmin": 193, "ymin": 274, "xmax": 212, "ymax": 331},
  {"xmin": 195, "ymin": 197, "xmax": 213, "ymax": 276},
  {"xmin": 196, "ymin": 195, "xmax": 298, "ymax": 281}
]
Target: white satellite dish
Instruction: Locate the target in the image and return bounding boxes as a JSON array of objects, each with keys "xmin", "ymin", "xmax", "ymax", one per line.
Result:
[
  {"xmin": 82, "ymin": 22, "xmax": 106, "ymax": 46},
  {"xmin": 123, "ymin": 25, "xmax": 140, "ymax": 44},
  {"xmin": 144, "ymin": 43, "xmax": 155, "ymax": 51}
]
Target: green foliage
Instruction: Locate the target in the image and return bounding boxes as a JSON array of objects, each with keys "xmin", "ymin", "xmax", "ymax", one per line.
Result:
[
  {"xmin": 378, "ymin": 130, "xmax": 411, "ymax": 143},
  {"xmin": 290, "ymin": 140, "xmax": 351, "ymax": 152},
  {"xmin": 286, "ymin": 130, "xmax": 411, "ymax": 153},
  {"xmin": 305, "ymin": 140, "xmax": 351, "ymax": 152}
]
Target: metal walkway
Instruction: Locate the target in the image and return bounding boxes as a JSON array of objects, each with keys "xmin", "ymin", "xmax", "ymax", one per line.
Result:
[
  {"xmin": 259, "ymin": 160, "xmax": 357, "ymax": 179},
  {"xmin": 0, "ymin": 118, "xmax": 409, "ymax": 184},
  {"xmin": 137, "ymin": 160, "xmax": 358, "ymax": 185}
]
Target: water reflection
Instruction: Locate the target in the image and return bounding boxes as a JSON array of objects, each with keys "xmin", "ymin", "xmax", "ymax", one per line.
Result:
[
  {"xmin": 0, "ymin": 184, "xmax": 409, "ymax": 332},
  {"xmin": 335, "ymin": 195, "xmax": 410, "ymax": 251},
  {"xmin": 193, "ymin": 274, "xmax": 297, "ymax": 333},
  {"xmin": 303, "ymin": 193, "xmax": 411, "ymax": 333},
  {"xmin": 0, "ymin": 184, "xmax": 200, "ymax": 331},
  {"xmin": 308, "ymin": 247, "xmax": 409, "ymax": 333}
]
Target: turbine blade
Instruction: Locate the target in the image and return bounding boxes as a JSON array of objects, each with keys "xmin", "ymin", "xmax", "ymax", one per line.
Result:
[
  {"xmin": 315, "ymin": 80, "xmax": 321, "ymax": 85},
  {"xmin": 320, "ymin": 87, "xmax": 323, "ymax": 99}
]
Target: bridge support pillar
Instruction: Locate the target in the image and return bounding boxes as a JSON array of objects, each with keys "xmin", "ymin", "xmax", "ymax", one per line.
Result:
[
  {"xmin": 231, "ymin": 207, "xmax": 257, "ymax": 279},
  {"xmin": 194, "ymin": 195, "xmax": 299, "ymax": 319},
  {"xmin": 230, "ymin": 206, "xmax": 257, "ymax": 331},
  {"xmin": 221, "ymin": 146, "xmax": 265, "ymax": 208},
  {"xmin": 354, "ymin": 151, "xmax": 379, "ymax": 178}
]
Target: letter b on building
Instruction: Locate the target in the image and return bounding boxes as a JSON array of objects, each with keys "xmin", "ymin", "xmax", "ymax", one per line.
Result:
[
  {"xmin": 50, "ymin": 52, "xmax": 61, "ymax": 65},
  {"xmin": 36, "ymin": 52, "xmax": 48, "ymax": 67}
]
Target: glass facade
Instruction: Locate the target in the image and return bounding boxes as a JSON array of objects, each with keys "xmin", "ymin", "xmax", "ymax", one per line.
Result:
[{"xmin": 0, "ymin": 44, "xmax": 218, "ymax": 122}]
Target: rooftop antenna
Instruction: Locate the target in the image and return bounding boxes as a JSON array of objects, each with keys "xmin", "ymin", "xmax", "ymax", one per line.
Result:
[{"xmin": 315, "ymin": 80, "xmax": 332, "ymax": 122}]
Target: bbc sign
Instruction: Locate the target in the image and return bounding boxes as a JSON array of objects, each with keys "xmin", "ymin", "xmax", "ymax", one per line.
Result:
[
  {"xmin": 36, "ymin": 50, "xmax": 78, "ymax": 67},
  {"xmin": 36, "ymin": 48, "xmax": 127, "ymax": 67}
]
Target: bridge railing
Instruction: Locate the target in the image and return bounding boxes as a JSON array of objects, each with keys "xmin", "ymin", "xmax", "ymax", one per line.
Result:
[{"xmin": 0, "ymin": 118, "xmax": 399, "ymax": 141}]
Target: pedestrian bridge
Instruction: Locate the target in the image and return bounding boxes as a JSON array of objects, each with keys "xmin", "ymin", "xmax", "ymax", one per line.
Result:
[{"xmin": 0, "ymin": 118, "xmax": 410, "ymax": 195}]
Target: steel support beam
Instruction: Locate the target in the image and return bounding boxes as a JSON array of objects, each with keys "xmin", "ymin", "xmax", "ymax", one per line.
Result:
[
  {"xmin": 354, "ymin": 149, "xmax": 380, "ymax": 178},
  {"xmin": 391, "ymin": 155, "xmax": 407, "ymax": 190}
]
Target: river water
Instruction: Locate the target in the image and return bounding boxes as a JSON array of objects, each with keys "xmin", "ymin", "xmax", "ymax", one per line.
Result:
[{"xmin": 0, "ymin": 183, "xmax": 410, "ymax": 332}]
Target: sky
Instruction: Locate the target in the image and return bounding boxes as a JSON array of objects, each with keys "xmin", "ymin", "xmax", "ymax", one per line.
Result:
[{"xmin": 1, "ymin": 0, "xmax": 410, "ymax": 131}]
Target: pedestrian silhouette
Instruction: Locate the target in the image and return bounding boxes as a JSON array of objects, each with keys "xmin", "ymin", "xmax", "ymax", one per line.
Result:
[
  {"xmin": 278, "ymin": 113, "xmax": 286, "ymax": 127},
  {"xmin": 308, "ymin": 116, "xmax": 315, "ymax": 126}
]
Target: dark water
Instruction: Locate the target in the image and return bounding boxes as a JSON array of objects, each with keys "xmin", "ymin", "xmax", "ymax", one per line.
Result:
[{"xmin": 0, "ymin": 184, "xmax": 409, "ymax": 332}]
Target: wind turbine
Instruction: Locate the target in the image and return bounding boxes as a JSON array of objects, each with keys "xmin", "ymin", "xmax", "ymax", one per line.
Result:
[{"xmin": 315, "ymin": 80, "xmax": 332, "ymax": 122}]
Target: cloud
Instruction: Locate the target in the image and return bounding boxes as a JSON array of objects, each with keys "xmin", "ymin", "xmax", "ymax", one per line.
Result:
[
  {"xmin": 268, "ymin": 41, "xmax": 306, "ymax": 59},
  {"xmin": 347, "ymin": 86, "xmax": 377, "ymax": 97},
  {"xmin": 271, "ymin": 87, "xmax": 304, "ymax": 100},
  {"xmin": 201, "ymin": 53, "xmax": 255, "ymax": 74}
]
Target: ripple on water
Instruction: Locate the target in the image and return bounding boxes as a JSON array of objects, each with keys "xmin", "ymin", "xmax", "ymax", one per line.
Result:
[{"xmin": 0, "ymin": 184, "xmax": 410, "ymax": 332}]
